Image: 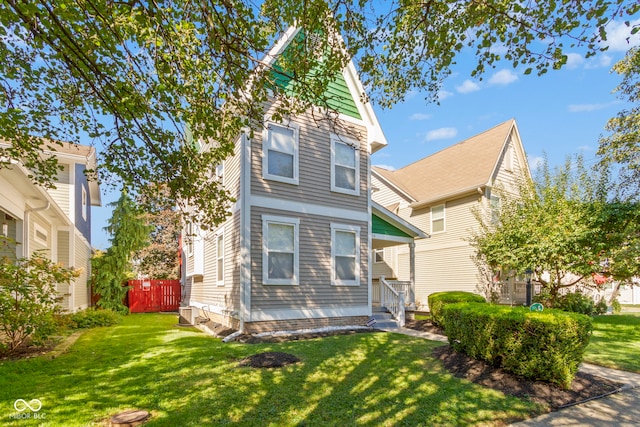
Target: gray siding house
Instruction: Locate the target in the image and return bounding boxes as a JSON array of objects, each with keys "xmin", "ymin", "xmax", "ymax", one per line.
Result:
[{"xmin": 181, "ymin": 27, "xmax": 425, "ymax": 333}]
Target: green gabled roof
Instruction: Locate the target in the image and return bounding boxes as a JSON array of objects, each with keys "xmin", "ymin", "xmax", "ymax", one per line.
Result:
[
  {"xmin": 270, "ymin": 31, "xmax": 361, "ymax": 120},
  {"xmin": 372, "ymin": 214, "xmax": 412, "ymax": 238}
]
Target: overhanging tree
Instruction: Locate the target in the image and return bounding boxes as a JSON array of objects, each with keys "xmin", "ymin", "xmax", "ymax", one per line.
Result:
[
  {"xmin": 1, "ymin": 1, "xmax": 637, "ymax": 229},
  {"xmin": 471, "ymin": 156, "xmax": 640, "ymax": 304}
]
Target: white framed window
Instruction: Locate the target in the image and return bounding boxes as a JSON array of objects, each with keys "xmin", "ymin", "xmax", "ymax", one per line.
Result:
[
  {"xmin": 331, "ymin": 223, "xmax": 360, "ymax": 286},
  {"xmin": 331, "ymin": 134, "xmax": 360, "ymax": 195},
  {"xmin": 34, "ymin": 222, "xmax": 48, "ymax": 246},
  {"xmin": 185, "ymin": 222, "xmax": 194, "ymax": 256},
  {"xmin": 81, "ymin": 185, "xmax": 87, "ymax": 220},
  {"xmin": 263, "ymin": 122, "xmax": 299, "ymax": 185},
  {"xmin": 216, "ymin": 232, "xmax": 225, "ymax": 286},
  {"xmin": 431, "ymin": 204, "xmax": 445, "ymax": 234},
  {"xmin": 373, "ymin": 248, "xmax": 384, "ymax": 263},
  {"xmin": 262, "ymin": 215, "xmax": 299, "ymax": 285}
]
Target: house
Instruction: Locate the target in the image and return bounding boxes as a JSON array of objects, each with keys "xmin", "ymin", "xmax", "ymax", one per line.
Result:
[
  {"xmin": 0, "ymin": 141, "xmax": 101, "ymax": 312},
  {"xmin": 181, "ymin": 27, "xmax": 426, "ymax": 334},
  {"xmin": 371, "ymin": 119, "xmax": 531, "ymax": 308}
]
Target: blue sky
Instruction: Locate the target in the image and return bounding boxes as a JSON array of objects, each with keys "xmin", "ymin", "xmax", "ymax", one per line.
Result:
[{"xmin": 91, "ymin": 18, "xmax": 640, "ymax": 250}]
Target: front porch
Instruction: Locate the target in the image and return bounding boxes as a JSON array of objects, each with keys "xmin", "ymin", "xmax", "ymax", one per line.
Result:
[{"xmin": 371, "ymin": 202, "xmax": 428, "ymax": 326}]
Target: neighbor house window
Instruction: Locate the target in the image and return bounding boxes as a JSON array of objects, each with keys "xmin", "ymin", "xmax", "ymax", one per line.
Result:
[
  {"xmin": 262, "ymin": 215, "xmax": 299, "ymax": 285},
  {"xmin": 431, "ymin": 204, "xmax": 445, "ymax": 233},
  {"xmin": 263, "ymin": 122, "xmax": 299, "ymax": 185},
  {"xmin": 216, "ymin": 232, "xmax": 224, "ymax": 286},
  {"xmin": 331, "ymin": 224, "xmax": 360, "ymax": 286},
  {"xmin": 374, "ymin": 248, "xmax": 384, "ymax": 263},
  {"xmin": 34, "ymin": 222, "xmax": 48, "ymax": 246},
  {"xmin": 81, "ymin": 185, "xmax": 87, "ymax": 220},
  {"xmin": 331, "ymin": 134, "xmax": 360, "ymax": 195}
]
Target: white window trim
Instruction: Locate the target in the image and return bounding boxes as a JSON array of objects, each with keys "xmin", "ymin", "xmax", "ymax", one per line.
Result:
[
  {"xmin": 330, "ymin": 134, "xmax": 360, "ymax": 196},
  {"xmin": 185, "ymin": 222, "xmax": 194, "ymax": 257},
  {"xmin": 81, "ymin": 185, "xmax": 87, "ymax": 221},
  {"xmin": 373, "ymin": 248, "xmax": 384, "ymax": 264},
  {"xmin": 216, "ymin": 232, "xmax": 225, "ymax": 286},
  {"xmin": 262, "ymin": 215, "xmax": 300, "ymax": 286},
  {"xmin": 431, "ymin": 204, "xmax": 446, "ymax": 234},
  {"xmin": 34, "ymin": 222, "xmax": 48, "ymax": 246},
  {"xmin": 331, "ymin": 223, "xmax": 360, "ymax": 286},
  {"xmin": 262, "ymin": 122, "xmax": 299, "ymax": 185}
]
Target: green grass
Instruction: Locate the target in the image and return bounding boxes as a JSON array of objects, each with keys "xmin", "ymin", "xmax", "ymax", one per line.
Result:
[
  {"xmin": 584, "ymin": 314, "xmax": 640, "ymax": 373},
  {"xmin": 0, "ymin": 313, "xmax": 544, "ymax": 426}
]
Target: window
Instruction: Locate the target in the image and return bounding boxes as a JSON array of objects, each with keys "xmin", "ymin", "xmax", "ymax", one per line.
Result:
[
  {"xmin": 185, "ymin": 222, "xmax": 193, "ymax": 256},
  {"xmin": 263, "ymin": 123, "xmax": 299, "ymax": 184},
  {"xmin": 331, "ymin": 224, "xmax": 360, "ymax": 286},
  {"xmin": 331, "ymin": 134, "xmax": 360, "ymax": 195},
  {"xmin": 81, "ymin": 185, "xmax": 87, "ymax": 220},
  {"xmin": 374, "ymin": 248, "xmax": 384, "ymax": 263},
  {"xmin": 504, "ymin": 142, "xmax": 513, "ymax": 171},
  {"xmin": 262, "ymin": 215, "xmax": 299, "ymax": 285},
  {"xmin": 431, "ymin": 204, "xmax": 445, "ymax": 233},
  {"xmin": 34, "ymin": 223, "xmax": 48, "ymax": 246},
  {"xmin": 490, "ymin": 195, "xmax": 501, "ymax": 224},
  {"xmin": 216, "ymin": 233, "xmax": 224, "ymax": 286}
]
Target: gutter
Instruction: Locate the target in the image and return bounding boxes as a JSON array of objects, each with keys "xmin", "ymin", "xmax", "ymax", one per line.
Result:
[{"xmin": 409, "ymin": 185, "xmax": 486, "ymax": 210}]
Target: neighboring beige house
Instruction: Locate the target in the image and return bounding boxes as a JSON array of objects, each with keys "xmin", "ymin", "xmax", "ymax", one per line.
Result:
[
  {"xmin": 372, "ymin": 119, "xmax": 531, "ymax": 308},
  {"xmin": 181, "ymin": 27, "xmax": 425, "ymax": 333},
  {"xmin": 0, "ymin": 141, "xmax": 101, "ymax": 312}
]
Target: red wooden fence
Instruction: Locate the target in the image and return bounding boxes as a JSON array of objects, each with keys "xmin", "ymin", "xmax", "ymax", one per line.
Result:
[{"xmin": 128, "ymin": 280, "xmax": 181, "ymax": 313}]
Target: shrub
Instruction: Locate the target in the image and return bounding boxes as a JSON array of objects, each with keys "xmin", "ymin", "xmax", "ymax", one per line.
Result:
[
  {"xmin": 69, "ymin": 308, "xmax": 122, "ymax": 329},
  {"xmin": 0, "ymin": 252, "xmax": 79, "ymax": 354},
  {"xmin": 443, "ymin": 302, "xmax": 592, "ymax": 389},
  {"xmin": 428, "ymin": 291, "xmax": 486, "ymax": 327},
  {"xmin": 537, "ymin": 290, "xmax": 607, "ymax": 316}
]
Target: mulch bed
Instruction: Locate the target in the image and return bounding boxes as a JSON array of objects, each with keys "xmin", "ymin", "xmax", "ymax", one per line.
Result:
[{"xmin": 405, "ymin": 319, "xmax": 624, "ymax": 410}]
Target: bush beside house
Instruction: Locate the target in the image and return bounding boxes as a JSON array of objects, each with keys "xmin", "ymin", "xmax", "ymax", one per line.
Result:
[
  {"xmin": 428, "ymin": 291, "xmax": 486, "ymax": 327},
  {"xmin": 443, "ymin": 302, "xmax": 593, "ymax": 389}
]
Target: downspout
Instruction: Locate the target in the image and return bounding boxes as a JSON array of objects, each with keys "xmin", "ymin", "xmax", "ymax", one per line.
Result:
[
  {"xmin": 238, "ymin": 130, "xmax": 251, "ymax": 334},
  {"xmin": 23, "ymin": 201, "xmax": 50, "ymax": 256}
]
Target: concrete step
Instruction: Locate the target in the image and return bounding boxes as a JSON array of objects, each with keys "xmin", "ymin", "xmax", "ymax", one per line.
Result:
[{"xmin": 370, "ymin": 312, "xmax": 399, "ymax": 329}]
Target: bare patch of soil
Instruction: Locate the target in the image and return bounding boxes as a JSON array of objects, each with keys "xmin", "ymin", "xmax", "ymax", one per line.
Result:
[
  {"xmin": 406, "ymin": 320, "xmax": 624, "ymax": 410},
  {"xmin": 238, "ymin": 352, "xmax": 300, "ymax": 368}
]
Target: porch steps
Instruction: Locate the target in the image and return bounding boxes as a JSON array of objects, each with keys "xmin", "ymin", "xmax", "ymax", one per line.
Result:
[{"xmin": 370, "ymin": 309, "xmax": 400, "ymax": 330}]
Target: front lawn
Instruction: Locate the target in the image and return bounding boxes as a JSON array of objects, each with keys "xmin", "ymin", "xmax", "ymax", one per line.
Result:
[
  {"xmin": 584, "ymin": 314, "xmax": 640, "ymax": 373},
  {"xmin": 0, "ymin": 313, "xmax": 543, "ymax": 426}
]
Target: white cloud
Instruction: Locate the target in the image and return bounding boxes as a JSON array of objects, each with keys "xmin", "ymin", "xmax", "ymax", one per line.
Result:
[
  {"xmin": 528, "ymin": 156, "xmax": 545, "ymax": 171},
  {"xmin": 456, "ymin": 80, "xmax": 481, "ymax": 94},
  {"xmin": 409, "ymin": 113, "xmax": 431, "ymax": 121},
  {"xmin": 585, "ymin": 54, "xmax": 613, "ymax": 69},
  {"xmin": 577, "ymin": 145, "xmax": 593, "ymax": 152},
  {"xmin": 425, "ymin": 127, "xmax": 458, "ymax": 142},
  {"xmin": 565, "ymin": 53, "xmax": 585, "ymax": 69},
  {"xmin": 437, "ymin": 90, "xmax": 454, "ymax": 101},
  {"xmin": 488, "ymin": 69, "xmax": 518, "ymax": 86},
  {"xmin": 373, "ymin": 164, "xmax": 396, "ymax": 171},
  {"xmin": 602, "ymin": 19, "xmax": 640, "ymax": 51},
  {"xmin": 568, "ymin": 101, "xmax": 617, "ymax": 112}
]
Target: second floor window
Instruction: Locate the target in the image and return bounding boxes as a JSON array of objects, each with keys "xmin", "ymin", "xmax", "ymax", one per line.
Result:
[
  {"xmin": 331, "ymin": 134, "xmax": 360, "ymax": 195},
  {"xmin": 263, "ymin": 123, "xmax": 299, "ymax": 185},
  {"xmin": 431, "ymin": 204, "xmax": 445, "ymax": 234}
]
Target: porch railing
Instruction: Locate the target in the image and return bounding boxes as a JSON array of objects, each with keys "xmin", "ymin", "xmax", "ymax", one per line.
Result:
[{"xmin": 380, "ymin": 276, "xmax": 407, "ymax": 327}]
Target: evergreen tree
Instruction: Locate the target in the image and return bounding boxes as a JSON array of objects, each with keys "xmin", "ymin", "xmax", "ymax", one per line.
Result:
[{"xmin": 92, "ymin": 191, "xmax": 151, "ymax": 313}]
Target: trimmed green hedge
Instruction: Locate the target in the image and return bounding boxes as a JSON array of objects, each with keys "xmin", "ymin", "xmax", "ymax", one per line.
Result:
[
  {"xmin": 443, "ymin": 302, "xmax": 593, "ymax": 389},
  {"xmin": 428, "ymin": 291, "xmax": 486, "ymax": 327},
  {"xmin": 68, "ymin": 309, "xmax": 123, "ymax": 329}
]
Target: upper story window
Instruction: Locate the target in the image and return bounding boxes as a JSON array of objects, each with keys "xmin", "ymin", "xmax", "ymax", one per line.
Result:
[
  {"xmin": 263, "ymin": 122, "xmax": 299, "ymax": 185},
  {"xmin": 431, "ymin": 204, "xmax": 445, "ymax": 234},
  {"xmin": 331, "ymin": 223, "xmax": 360, "ymax": 286},
  {"xmin": 331, "ymin": 134, "xmax": 360, "ymax": 195},
  {"xmin": 81, "ymin": 185, "xmax": 87, "ymax": 221},
  {"xmin": 262, "ymin": 215, "xmax": 299, "ymax": 285},
  {"xmin": 216, "ymin": 232, "xmax": 225, "ymax": 286},
  {"xmin": 504, "ymin": 141, "xmax": 514, "ymax": 172}
]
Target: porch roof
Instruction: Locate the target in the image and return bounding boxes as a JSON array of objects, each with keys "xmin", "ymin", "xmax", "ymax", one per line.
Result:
[{"xmin": 371, "ymin": 201, "xmax": 428, "ymax": 248}]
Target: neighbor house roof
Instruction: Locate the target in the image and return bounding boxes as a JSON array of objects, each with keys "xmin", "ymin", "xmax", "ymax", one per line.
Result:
[{"xmin": 373, "ymin": 119, "xmax": 521, "ymax": 208}]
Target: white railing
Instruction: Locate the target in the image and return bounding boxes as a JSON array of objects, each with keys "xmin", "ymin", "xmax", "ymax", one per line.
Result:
[{"xmin": 380, "ymin": 276, "xmax": 406, "ymax": 327}]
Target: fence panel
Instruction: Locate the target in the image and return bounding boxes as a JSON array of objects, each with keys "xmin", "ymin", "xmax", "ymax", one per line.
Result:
[{"xmin": 128, "ymin": 280, "xmax": 181, "ymax": 313}]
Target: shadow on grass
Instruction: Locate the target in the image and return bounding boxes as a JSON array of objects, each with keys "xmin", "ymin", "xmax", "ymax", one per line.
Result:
[{"xmin": 0, "ymin": 314, "xmax": 543, "ymax": 426}]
